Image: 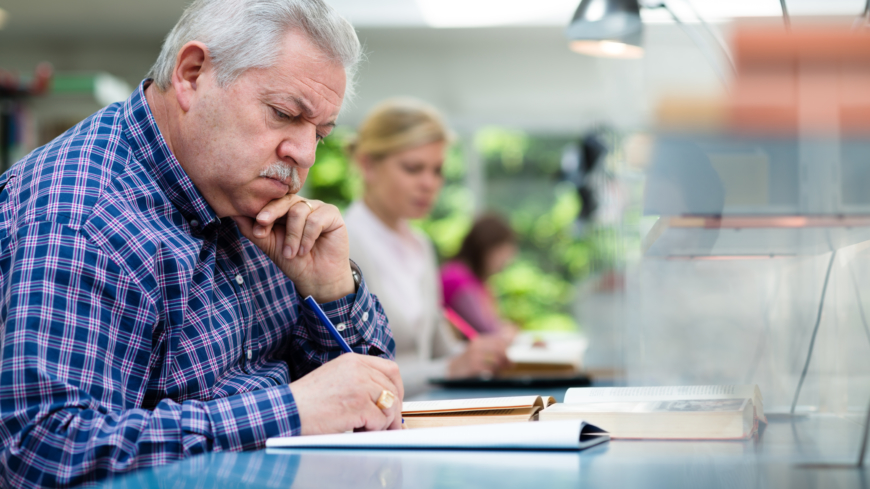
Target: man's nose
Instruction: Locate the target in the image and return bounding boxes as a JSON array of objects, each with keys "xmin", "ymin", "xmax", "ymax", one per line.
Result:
[{"xmin": 277, "ymin": 125, "xmax": 318, "ymax": 169}]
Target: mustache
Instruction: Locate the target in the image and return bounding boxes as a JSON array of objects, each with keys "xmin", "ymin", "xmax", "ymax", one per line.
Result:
[{"xmin": 260, "ymin": 162, "xmax": 301, "ymax": 193}]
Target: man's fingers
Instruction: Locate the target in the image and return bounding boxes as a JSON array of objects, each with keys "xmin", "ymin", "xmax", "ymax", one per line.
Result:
[
  {"xmin": 337, "ymin": 354, "xmax": 404, "ymax": 429},
  {"xmin": 359, "ymin": 355, "xmax": 405, "ymax": 402},
  {"xmin": 234, "ymin": 215, "xmax": 274, "ymax": 251},
  {"xmin": 282, "ymin": 200, "xmax": 314, "ymax": 259},
  {"xmin": 357, "ymin": 399, "xmax": 392, "ymax": 432},
  {"xmin": 245, "ymin": 196, "xmax": 343, "ymax": 259},
  {"xmin": 365, "ymin": 383, "xmax": 400, "ymax": 431},
  {"xmin": 252, "ymin": 196, "xmax": 289, "ymax": 239},
  {"xmin": 295, "ymin": 203, "xmax": 343, "ymax": 257},
  {"xmin": 355, "ymin": 357, "xmax": 404, "ymax": 431},
  {"xmin": 296, "ymin": 210, "xmax": 327, "ymax": 257},
  {"xmin": 388, "ymin": 411, "xmax": 404, "ymax": 430},
  {"xmin": 255, "ymin": 195, "xmax": 295, "ymax": 225}
]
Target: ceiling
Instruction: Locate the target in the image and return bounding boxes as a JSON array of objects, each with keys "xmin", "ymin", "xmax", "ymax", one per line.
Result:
[
  {"xmin": 0, "ymin": 0, "xmax": 867, "ymax": 39},
  {"xmin": 0, "ymin": 0, "xmax": 867, "ymax": 133}
]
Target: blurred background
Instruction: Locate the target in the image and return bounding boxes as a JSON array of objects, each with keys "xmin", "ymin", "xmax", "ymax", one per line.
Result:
[{"xmin": 4, "ymin": 0, "xmax": 870, "ymax": 413}]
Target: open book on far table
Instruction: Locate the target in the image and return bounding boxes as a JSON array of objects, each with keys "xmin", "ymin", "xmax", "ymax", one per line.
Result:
[
  {"xmin": 500, "ymin": 333, "xmax": 588, "ymax": 378},
  {"xmin": 402, "ymin": 384, "xmax": 766, "ymax": 440},
  {"xmin": 429, "ymin": 333, "xmax": 592, "ymax": 388}
]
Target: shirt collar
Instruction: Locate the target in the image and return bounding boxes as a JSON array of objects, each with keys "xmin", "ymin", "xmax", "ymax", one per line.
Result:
[{"xmin": 121, "ymin": 79, "xmax": 220, "ymax": 230}]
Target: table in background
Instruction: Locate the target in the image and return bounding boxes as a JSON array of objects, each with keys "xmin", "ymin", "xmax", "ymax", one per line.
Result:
[{"xmin": 99, "ymin": 390, "xmax": 869, "ymax": 489}]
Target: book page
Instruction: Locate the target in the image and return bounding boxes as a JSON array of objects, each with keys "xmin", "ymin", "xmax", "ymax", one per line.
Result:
[
  {"xmin": 564, "ymin": 385, "xmax": 758, "ymax": 404},
  {"xmin": 546, "ymin": 399, "xmax": 750, "ymax": 414},
  {"xmin": 405, "ymin": 407, "xmax": 537, "ymax": 418},
  {"xmin": 403, "ymin": 396, "xmax": 544, "ymax": 414},
  {"xmin": 266, "ymin": 419, "xmax": 603, "ymax": 450}
]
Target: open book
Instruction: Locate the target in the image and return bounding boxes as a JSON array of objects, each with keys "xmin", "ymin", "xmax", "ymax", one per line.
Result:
[
  {"xmin": 500, "ymin": 333, "xmax": 588, "ymax": 378},
  {"xmin": 401, "ymin": 385, "xmax": 765, "ymax": 440},
  {"xmin": 266, "ymin": 419, "xmax": 609, "ymax": 451},
  {"xmin": 538, "ymin": 385, "xmax": 765, "ymax": 440},
  {"xmin": 402, "ymin": 396, "xmax": 556, "ymax": 429}
]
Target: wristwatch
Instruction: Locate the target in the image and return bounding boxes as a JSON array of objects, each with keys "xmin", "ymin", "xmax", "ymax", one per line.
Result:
[{"xmin": 350, "ymin": 259, "xmax": 362, "ymax": 293}]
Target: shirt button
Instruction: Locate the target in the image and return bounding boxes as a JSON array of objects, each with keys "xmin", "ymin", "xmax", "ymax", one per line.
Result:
[
  {"xmin": 235, "ymin": 274, "xmax": 244, "ymax": 285},
  {"xmin": 190, "ymin": 219, "xmax": 200, "ymax": 228},
  {"xmin": 336, "ymin": 322, "xmax": 347, "ymax": 332},
  {"xmin": 362, "ymin": 311, "xmax": 369, "ymax": 322}
]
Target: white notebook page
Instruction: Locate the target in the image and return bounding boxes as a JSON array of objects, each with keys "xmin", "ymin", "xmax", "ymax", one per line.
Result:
[{"xmin": 266, "ymin": 420, "xmax": 600, "ymax": 450}]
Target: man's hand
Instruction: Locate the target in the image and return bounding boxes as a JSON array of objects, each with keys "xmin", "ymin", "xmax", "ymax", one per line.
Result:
[
  {"xmin": 291, "ymin": 354, "xmax": 405, "ymax": 435},
  {"xmin": 447, "ymin": 334, "xmax": 511, "ymax": 379},
  {"xmin": 233, "ymin": 195, "xmax": 355, "ymax": 303}
]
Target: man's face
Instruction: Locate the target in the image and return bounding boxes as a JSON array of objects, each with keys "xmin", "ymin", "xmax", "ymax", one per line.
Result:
[{"xmin": 178, "ymin": 30, "xmax": 346, "ymax": 218}]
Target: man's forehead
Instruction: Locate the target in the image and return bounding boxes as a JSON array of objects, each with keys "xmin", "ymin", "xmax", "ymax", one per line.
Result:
[{"xmin": 274, "ymin": 32, "xmax": 346, "ymax": 105}]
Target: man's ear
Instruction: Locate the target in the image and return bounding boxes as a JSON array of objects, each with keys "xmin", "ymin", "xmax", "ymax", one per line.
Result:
[{"xmin": 171, "ymin": 41, "xmax": 210, "ymax": 113}]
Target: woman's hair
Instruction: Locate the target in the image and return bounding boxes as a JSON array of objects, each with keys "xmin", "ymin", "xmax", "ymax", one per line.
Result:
[
  {"xmin": 149, "ymin": 0, "xmax": 362, "ymax": 101},
  {"xmin": 347, "ymin": 97, "xmax": 453, "ymax": 161},
  {"xmin": 454, "ymin": 214, "xmax": 516, "ymax": 281}
]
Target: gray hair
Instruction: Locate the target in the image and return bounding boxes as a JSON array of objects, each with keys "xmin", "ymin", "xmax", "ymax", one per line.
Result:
[{"xmin": 148, "ymin": 0, "xmax": 362, "ymax": 101}]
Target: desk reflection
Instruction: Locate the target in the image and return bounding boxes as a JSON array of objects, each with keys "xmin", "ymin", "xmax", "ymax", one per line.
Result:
[
  {"xmin": 101, "ymin": 448, "xmax": 598, "ymax": 488},
  {"xmin": 100, "ymin": 416, "xmax": 869, "ymax": 489}
]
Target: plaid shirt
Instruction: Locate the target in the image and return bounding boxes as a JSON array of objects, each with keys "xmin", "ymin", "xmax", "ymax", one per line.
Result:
[{"xmin": 0, "ymin": 81, "xmax": 394, "ymax": 488}]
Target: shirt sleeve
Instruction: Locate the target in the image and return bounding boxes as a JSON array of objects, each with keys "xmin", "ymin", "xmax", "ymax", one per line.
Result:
[
  {"xmin": 0, "ymin": 222, "xmax": 299, "ymax": 488},
  {"xmin": 283, "ymin": 276, "xmax": 395, "ymax": 380}
]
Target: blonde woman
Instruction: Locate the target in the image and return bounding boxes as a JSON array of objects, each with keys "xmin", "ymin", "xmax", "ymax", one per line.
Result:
[{"xmin": 344, "ymin": 98, "xmax": 509, "ymax": 396}]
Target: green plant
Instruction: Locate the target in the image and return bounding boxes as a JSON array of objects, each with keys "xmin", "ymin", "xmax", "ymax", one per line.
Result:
[
  {"xmin": 304, "ymin": 126, "xmax": 623, "ymax": 332},
  {"xmin": 303, "ymin": 126, "xmax": 361, "ymax": 210},
  {"xmin": 413, "ymin": 145, "xmax": 472, "ymax": 259}
]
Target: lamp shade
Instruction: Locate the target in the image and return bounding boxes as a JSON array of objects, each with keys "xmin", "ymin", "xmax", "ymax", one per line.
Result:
[{"xmin": 565, "ymin": 0, "xmax": 644, "ymax": 58}]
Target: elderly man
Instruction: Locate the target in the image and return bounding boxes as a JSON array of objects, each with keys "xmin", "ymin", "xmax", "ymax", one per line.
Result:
[{"xmin": 0, "ymin": 0, "xmax": 404, "ymax": 486}]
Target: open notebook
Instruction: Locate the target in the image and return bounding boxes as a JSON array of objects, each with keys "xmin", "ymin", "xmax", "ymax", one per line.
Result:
[{"xmin": 266, "ymin": 419, "xmax": 609, "ymax": 451}]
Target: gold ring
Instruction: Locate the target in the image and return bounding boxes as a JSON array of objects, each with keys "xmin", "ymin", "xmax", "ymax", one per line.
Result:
[
  {"xmin": 376, "ymin": 390, "xmax": 395, "ymax": 410},
  {"xmin": 292, "ymin": 199, "xmax": 314, "ymax": 212}
]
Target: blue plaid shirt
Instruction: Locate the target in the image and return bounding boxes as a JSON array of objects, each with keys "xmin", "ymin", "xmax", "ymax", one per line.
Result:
[{"xmin": 0, "ymin": 81, "xmax": 394, "ymax": 488}]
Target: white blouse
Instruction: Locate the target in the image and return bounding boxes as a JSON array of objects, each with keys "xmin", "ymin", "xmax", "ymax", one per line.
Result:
[{"xmin": 344, "ymin": 200, "xmax": 460, "ymax": 395}]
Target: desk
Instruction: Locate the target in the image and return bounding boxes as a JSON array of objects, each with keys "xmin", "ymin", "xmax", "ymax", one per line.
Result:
[{"xmin": 99, "ymin": 399, "xmax": 868, "ymax": 488}]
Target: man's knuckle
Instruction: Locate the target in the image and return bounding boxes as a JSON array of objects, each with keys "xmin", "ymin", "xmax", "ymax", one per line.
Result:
[
  {"xmin": 385, "ymin": 362, "xmax": 399, "ymax": 376},
  {"xmin": 305, "ymin": 212, "xmax": 325, "ymax": 227}
]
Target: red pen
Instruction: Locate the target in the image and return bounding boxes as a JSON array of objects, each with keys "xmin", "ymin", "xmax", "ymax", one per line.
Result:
[{"xmin": 444, "ymin": 307, "xmax": 479, "ymax": 340}]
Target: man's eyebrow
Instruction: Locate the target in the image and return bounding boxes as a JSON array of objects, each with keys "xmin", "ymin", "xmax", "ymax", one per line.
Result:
[
  {"xmin": 276, "ymin": 95, "xmax": 337, "ymax": 127},
  {"xmin": 285, "ymin": 95, "xmax": 315, "ymax": 118}
]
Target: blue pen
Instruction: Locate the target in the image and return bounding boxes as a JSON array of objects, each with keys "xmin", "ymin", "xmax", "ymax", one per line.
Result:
[
  {"xmin": 304, "ymin": 295, "xmax": 352, "ymax": 353},
  {"xmin": 306, "ymin": 295, "xmax": 404, "ymax": 424}
]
